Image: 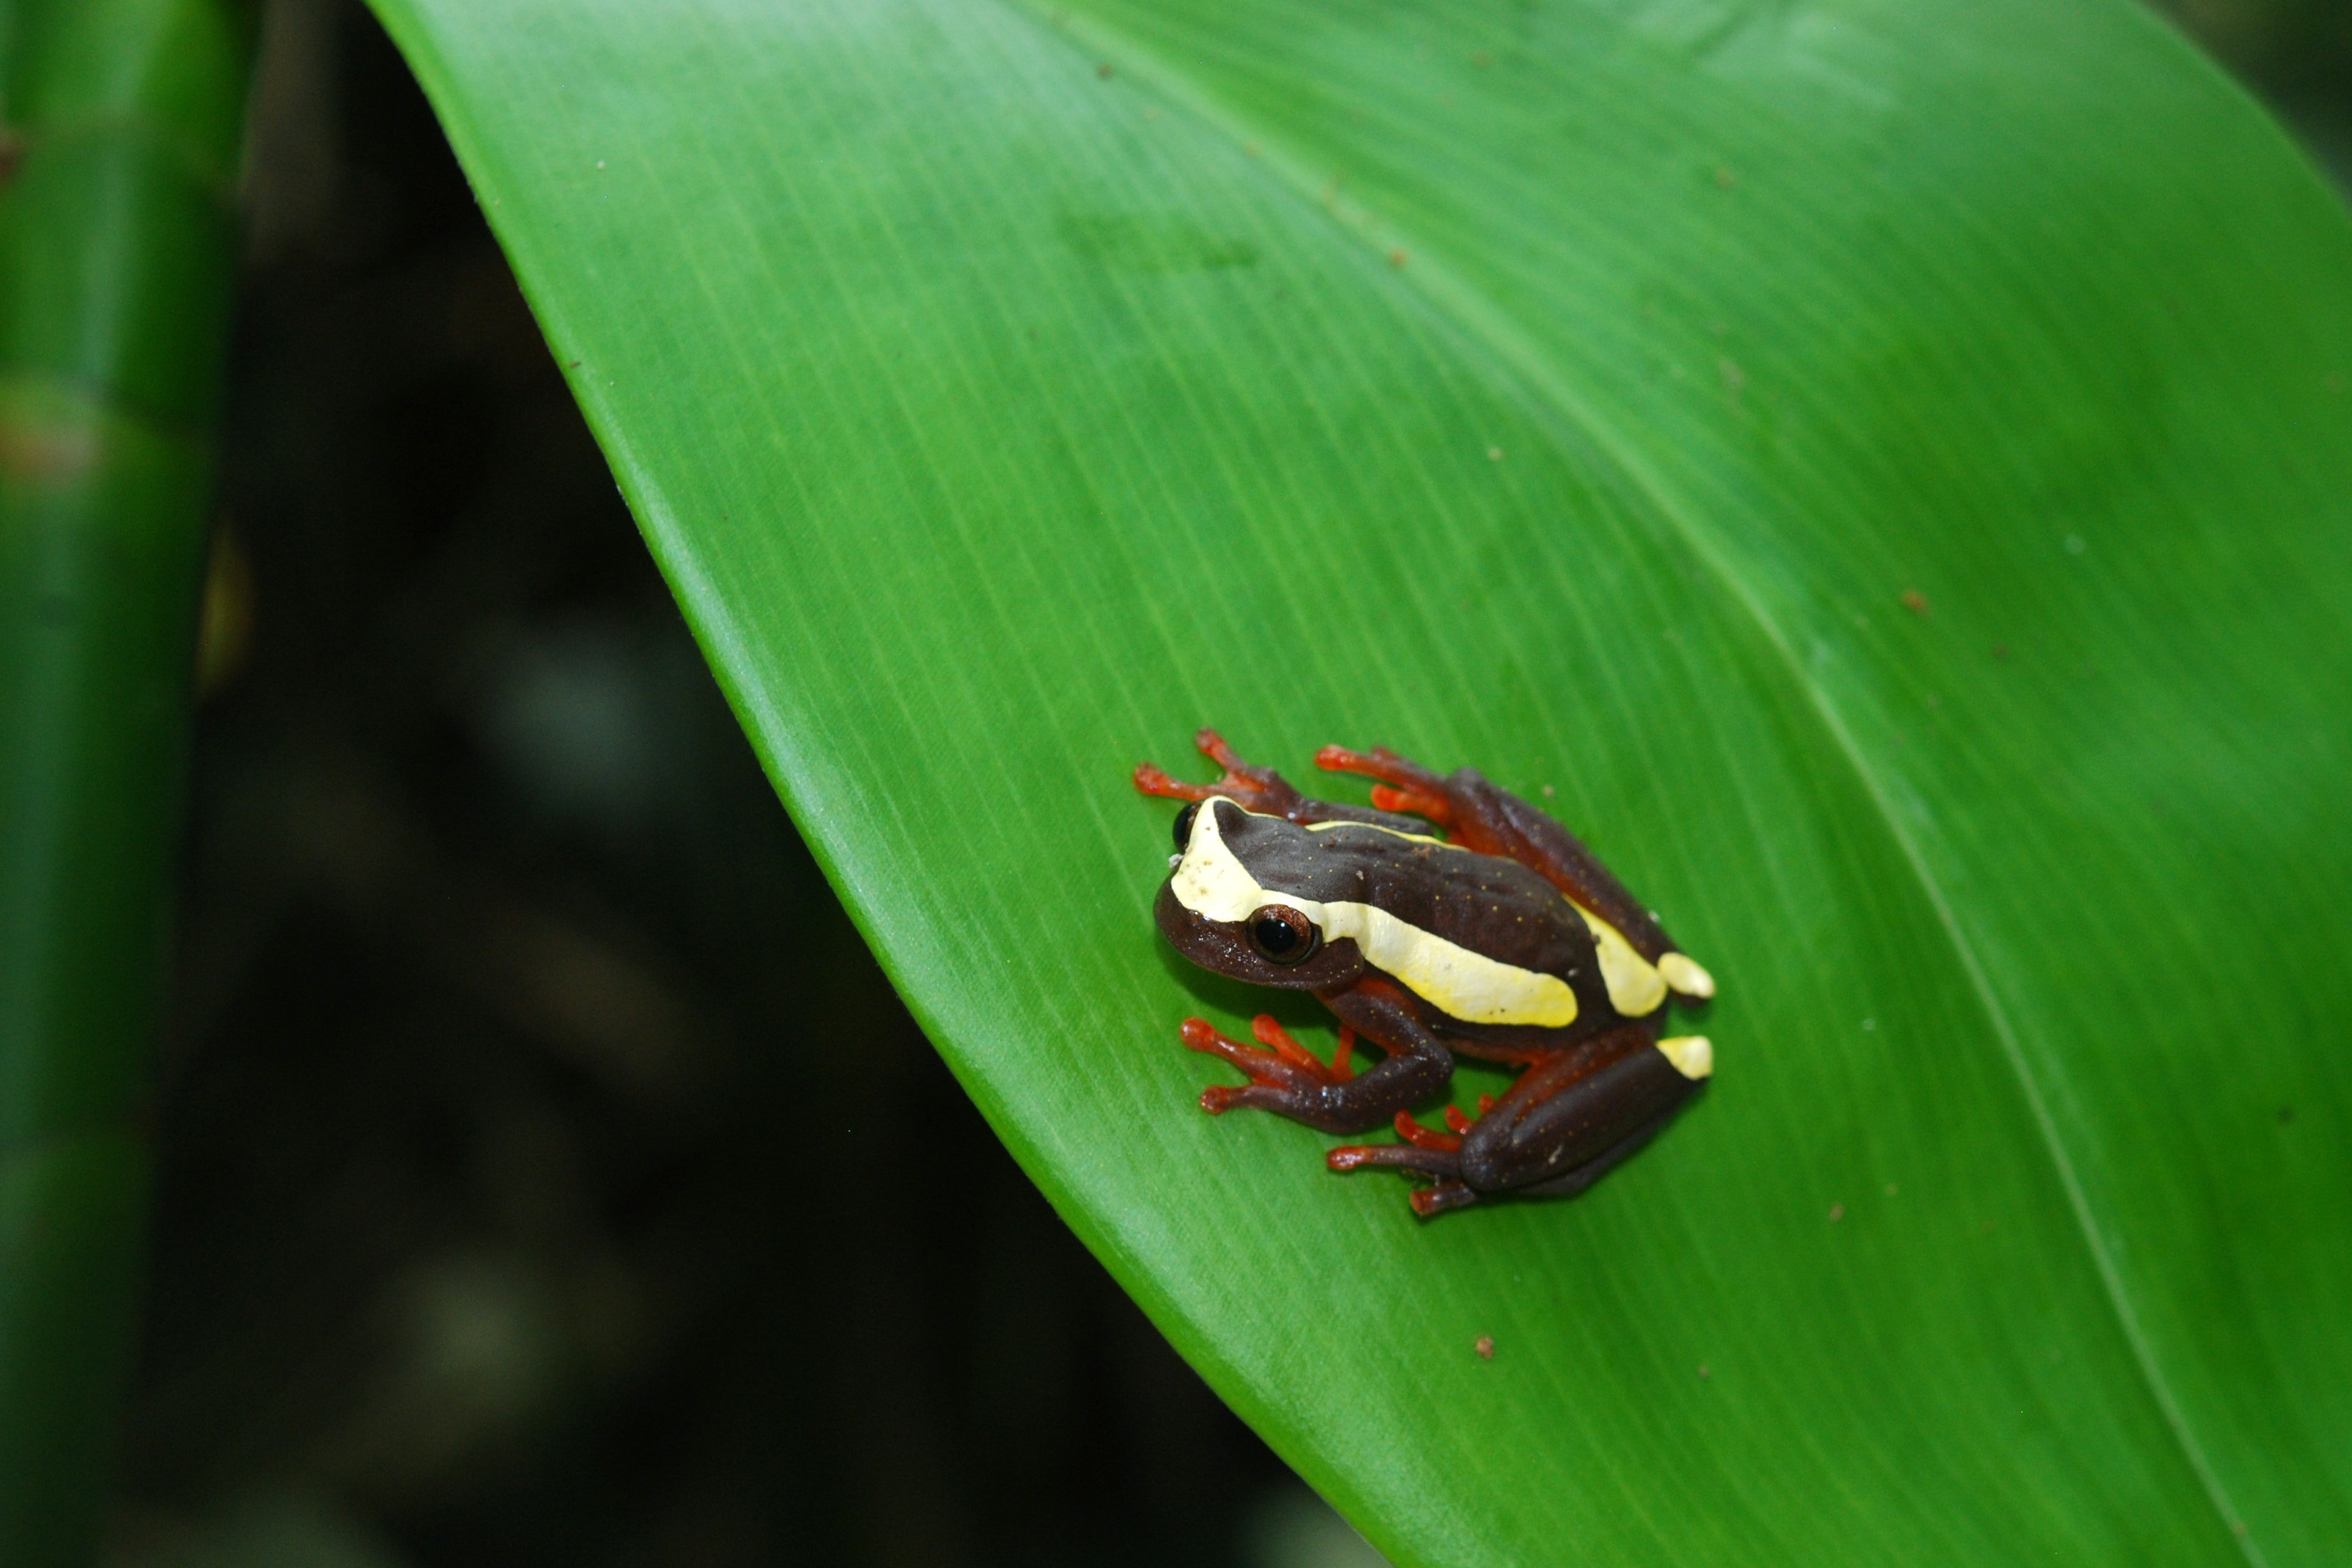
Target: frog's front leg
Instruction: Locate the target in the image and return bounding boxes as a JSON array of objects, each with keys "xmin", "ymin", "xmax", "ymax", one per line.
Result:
[
  {"xmin": 1331, "ymin": 1026, "xmax": 1710, "ymax": 1217},
  {"xmin": 1182, "ymin": 977, "xmax": 1452, "ymax": 1135},
  {"xmin": 1135, "ymin": 728, "xmax": 1431, "ymax": 835}
]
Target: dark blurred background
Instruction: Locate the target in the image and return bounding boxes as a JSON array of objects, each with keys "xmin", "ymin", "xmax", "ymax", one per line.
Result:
[{"xmin": 107, "ymin": 3, "xmax": 2351, "ymax": 1565}]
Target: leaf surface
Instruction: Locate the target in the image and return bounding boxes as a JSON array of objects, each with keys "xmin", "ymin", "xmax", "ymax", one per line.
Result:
[{"xmin": 365, "ymin": 1, "xmax": 2352, "ymax": 1561}]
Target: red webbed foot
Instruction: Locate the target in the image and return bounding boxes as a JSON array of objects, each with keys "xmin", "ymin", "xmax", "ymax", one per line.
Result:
[
  {"xmin": 1134, "ymin": 729, "xmax": 1307, "ymax": 819},
  {"xmin": 1183, "ymin": 1015, "xmax": 1352, "ymax": 1113},
  {"xmin": 1315, "ymin": 744, "xmax": 1456, "ymax": 828},
  {"xmin": 1326, "ymin": 1100, "xmax": 1503, "ymax": 1217}
]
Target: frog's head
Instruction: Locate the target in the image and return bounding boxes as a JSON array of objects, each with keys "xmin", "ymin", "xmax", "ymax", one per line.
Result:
[{"xmin": 1154, "ymin": 797, "xmax": 1365, "ymax": 990}]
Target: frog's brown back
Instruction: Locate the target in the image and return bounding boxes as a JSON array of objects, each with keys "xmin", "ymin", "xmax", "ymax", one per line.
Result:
[{"xmin": 1442, "ymin": 769, "xmax": 1679, "ymax": 964}]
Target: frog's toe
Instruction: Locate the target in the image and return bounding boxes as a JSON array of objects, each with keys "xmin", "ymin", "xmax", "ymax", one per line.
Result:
[
  {"xmin": 1409, "ymin": 1179, "xmax": 1480, "ymax": 1218},
  {"xmin": 1313, "ymin": 743, "xmax": 1456, "ymax": 826},
  {"xmin": 1327, "ymin": 1141, "xmax": 1457, "ymax": 1177},
  {"xmin": 1134, "ymin": 730, "xmax": 1307, "ymax": 817},
  {"xmin": 1179, "ymin": 1016, "xmax": 1336, "ymax": 1093},
  {"xmin": 1200, "ymin": 1082, "xmax": 1299, "ymax": 1117},
  {"xmin": 1249, "ymin": 1014, "xmax": 1349, "ymax": 1084},
  {"xmin": 1327, "ymin": 1142, "xmax": 1477, "ymax": 1218}
]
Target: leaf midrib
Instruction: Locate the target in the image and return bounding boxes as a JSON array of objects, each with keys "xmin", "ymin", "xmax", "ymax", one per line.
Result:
[{"xmin": 1015, "ymin": 3, "xmax": 2261, "ymax": 1559}]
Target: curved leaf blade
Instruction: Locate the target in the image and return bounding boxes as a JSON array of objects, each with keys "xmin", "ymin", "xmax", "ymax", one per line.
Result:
[
  {"xmin": 365, "ymin": 1, "xmax": 2352, "ymax": 1563},
  {"xmin": 1043, "ymin": 0, "xmax": 2352, "ymax": 1556}
]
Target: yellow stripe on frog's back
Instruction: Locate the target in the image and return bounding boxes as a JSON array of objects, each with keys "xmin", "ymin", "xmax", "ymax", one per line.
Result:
[
  {"xmin": 1303, "ymin": 809, "xmax": 1682, "ymax": 1019},
  {"xmin": 1183, "ymin": 798, "xmax": 1707, "ymax": 1022},
  {"xmin": 1173, "ymin": 799, "xmax": 1576, "ymax": 1027}
]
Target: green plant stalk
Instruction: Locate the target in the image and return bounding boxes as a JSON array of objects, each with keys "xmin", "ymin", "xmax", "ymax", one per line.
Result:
[{"xmin": 0, "ymin": 1, "xmax": 252, "ymax": 1558}]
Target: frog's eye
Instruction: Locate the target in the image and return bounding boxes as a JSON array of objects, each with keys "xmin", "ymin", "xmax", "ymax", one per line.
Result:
[
  {"xmin": 1172, "ymin": 802, "xmax": 1200, "ymax": 851},
  {"xmin": 1247, "ymin": 904, "xmax": 1320, "ymax": 966}
]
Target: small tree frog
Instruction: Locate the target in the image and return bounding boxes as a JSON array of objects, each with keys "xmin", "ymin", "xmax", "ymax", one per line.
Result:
[{"xmin": 1135, "ymin": 730, "xmax": 1715, "ymax": 1218}]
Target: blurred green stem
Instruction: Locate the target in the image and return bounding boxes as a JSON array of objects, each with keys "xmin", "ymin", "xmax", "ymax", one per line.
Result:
[{"xmin": 0, "ymin": 0, "xmax": 252, "ymax": 1558}]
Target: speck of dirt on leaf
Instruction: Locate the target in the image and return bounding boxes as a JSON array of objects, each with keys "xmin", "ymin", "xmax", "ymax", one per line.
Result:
[
  {"xmin": 1541, "ymin": 785, "xmax": 1555, "ymax": 798},
  {"xmin": 1884, "ymin": 1183, "xmax": 1899, "ymax": 1197},
  {"xmin": 564, "ymin": 359, "xmax": 581, "ymax": 368},
  {"xmin": 1388, "ymin": 248, "xmax": 1409, "ymax": 268},
  {"xmin": 1714, "ymin": 165, "xmax": 1737, "ymax": 188},
  {"xmin": 1901, "ymin": 588, "xmax": 1929, "ymax": 617},
  {"xmin": 1697, "ymin": 1363, "xmax": 1711, "ymax": 1379},
  {"xmin": 1096, "ymin": 61, "xmax": 1115, "ymax": 79},
  {"xmin": 1828, "ymin": 1203, "xmax": 1845, "ymax": 1223},
  {"xmin": 1475, "ymin": 1335, "xmax": 1495, "ymax": 1360},
  {"xmin": 2278, "ymin": 1105, "xmax": 2296, "ymax": 1124},
  {"xmin": 1993, "ymin": 643, "xmax": 2011, "ymax": 661}
]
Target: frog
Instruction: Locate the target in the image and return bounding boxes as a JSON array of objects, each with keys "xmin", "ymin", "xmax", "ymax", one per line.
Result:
[{"xmin": 1134, "ymin": 730, "xmax": 1716, "ymax": 1218}]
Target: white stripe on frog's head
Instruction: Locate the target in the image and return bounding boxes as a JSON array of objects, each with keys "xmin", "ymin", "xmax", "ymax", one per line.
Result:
[{"xmin": 1169, "ymin": 798, "xmax": 1281, "ymax": 923}]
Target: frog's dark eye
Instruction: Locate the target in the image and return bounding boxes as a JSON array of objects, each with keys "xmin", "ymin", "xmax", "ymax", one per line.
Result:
[
  {"xmin": 1173, "ymin": 802, "xmax": 1200, "ymax": 851},
  {"xmin": 1247, "ymin": 904, "xmax": 1319, "ymax": 966}
]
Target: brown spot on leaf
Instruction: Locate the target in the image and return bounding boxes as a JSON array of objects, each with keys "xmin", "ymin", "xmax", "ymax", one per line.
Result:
[
  {"xmin": 1901, "ymin": 589, "xmax": 1929, "ymax": 617},
  {"xmin": 1474, "ymin": 1335, "xmax": 1495, "ymax": 1360}
]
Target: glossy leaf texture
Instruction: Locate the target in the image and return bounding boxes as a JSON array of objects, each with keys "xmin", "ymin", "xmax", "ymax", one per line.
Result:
[{"xmin": 365, "ymin": 1, "xmax": 2352, "ymax": 1562}]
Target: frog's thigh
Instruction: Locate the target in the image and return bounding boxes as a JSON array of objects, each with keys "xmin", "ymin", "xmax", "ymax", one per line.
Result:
[{"xmin": 1458, "ymin": 1027, "xmax": 1708, "ymax": 1194}]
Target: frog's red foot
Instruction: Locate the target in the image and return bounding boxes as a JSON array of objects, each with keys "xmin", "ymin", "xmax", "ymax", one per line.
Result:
[
  {"xmin": 1326, "ymin": 1132, "xmax": 1482, "ymax": 1218},
  {"xmin": 1324, "ymin": 1103, "xmax": 1508, "ymax": 1218},
  {"xmin": 1315, "ymin": 743, "xmax": 1456, "ymax": 826},
  {"xmin": 1134, "ymin": 730, "xmax": 1306, "ymax": 818},
  {"xmin": 1184, "ymin": 1014, "xmax": 1352, "ymax": 1114}
]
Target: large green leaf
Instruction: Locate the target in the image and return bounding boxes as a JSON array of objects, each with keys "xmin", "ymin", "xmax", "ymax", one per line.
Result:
[{"xmin": 364, "ymin": 0, "xmax": 2352, "ymax": 1561}]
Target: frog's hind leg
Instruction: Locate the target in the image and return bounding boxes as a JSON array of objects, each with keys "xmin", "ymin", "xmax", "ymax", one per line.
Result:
[{"xmin": 1457, "ymin": 1026, "xmax": 1710, "ymax": 1200}]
